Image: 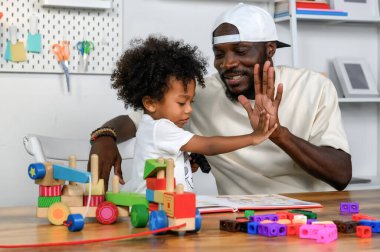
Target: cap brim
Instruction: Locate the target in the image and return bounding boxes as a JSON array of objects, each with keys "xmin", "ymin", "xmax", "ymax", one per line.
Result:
[{"xmin": 276, "ymin": 40, "xmax": 291, "ymax": 48}]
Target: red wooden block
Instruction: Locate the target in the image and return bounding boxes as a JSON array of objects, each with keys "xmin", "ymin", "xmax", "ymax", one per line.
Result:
[
  {"xmin": 356, "ymin": 226, "xmax": 372, "ymax": 238},
  {"xmin": 149, "ymin": 202, "xmax": 158, "ymax": 211},
  {"xmin": 163, "ymin": 192, "xmax": 196, "ymax": 218},
  {"xmin": 39, "ymin": 185, "xmax": 62, "ymax": 196},
  {"xmin": 275, "ymin": 212, "xmax": 288, "ymax": 219},
  {"xmin": 83, "ymin": 195, "xmax": 105, "ymax": 207},
  {"xmin": 352, "ymin": 214, "xmax": 377, "ymax": 221}
]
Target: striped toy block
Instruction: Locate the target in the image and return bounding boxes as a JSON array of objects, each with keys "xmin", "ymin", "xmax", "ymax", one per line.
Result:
[
  {"xmin": 61, "ymin": 195, "xmax": 83, "ymax": 207},
  {"xmin": 85, "ymin": 179, "xmax": 105, "ymax": 196},
  {"xmin": 35, "ymin": 163, "xmax": 65, "ymax": 186},
  {"xmin": 62, "ymin": 184, "xmax": 83, "ymax": 196},
  {"xmin": 38, "ymin": 196, "xmax": 61, "ymax": 208},
  {"xmin": 83, "ymin": 195, "xmax": 105, "ymax": 207},
  {"xmin": 39, "ymin": 185, "xmax": 62, "ymax": 196}
]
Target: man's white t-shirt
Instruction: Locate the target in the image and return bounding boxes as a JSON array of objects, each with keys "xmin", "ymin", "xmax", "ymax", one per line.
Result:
[
  {"xmin": 128, "ymin": 66, "xmax": 350, "ymax": 194},
  {"xmin": 125, "ymin": 114, "xmax": 194, "ymax": 193}
]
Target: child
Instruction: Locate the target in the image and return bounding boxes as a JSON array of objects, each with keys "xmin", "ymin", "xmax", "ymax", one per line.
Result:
[{"xmin": 110, "ymin": 35, "xmax": 277, "ymax": 193}]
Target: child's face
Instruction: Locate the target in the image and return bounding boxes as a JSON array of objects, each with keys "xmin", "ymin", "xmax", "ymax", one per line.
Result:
[{"xmin": 151, "ymin": 77, "xmax": 195, "ymax": 128}]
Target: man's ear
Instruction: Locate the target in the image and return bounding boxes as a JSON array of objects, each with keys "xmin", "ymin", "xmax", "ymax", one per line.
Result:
[
  {"xmin": 142, "ymin": 96, "xmax": 156, "ymax": 113},
  {"xmin": 266, "ymin": 41, "xmax": 277, "ymax": 59}
]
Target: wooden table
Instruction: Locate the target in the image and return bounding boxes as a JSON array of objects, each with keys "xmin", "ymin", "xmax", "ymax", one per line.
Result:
[{"xmin": 1, "ymin": 190, "xmax": 380, "ymax": 251}]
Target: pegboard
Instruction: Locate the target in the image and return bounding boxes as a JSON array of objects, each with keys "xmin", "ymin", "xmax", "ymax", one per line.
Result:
[{"xmin": 0, "ymin": 0, "xmax": 122, "ymax": 74}]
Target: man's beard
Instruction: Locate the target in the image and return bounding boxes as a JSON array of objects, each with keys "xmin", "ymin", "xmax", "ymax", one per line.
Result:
[{"xmin": 223, "ymin": 78, "xmax": 255, "ymax": 102}]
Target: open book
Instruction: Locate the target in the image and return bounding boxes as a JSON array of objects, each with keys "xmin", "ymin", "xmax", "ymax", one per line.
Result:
[{"xmin": 196, "ymin": 194, "xmax": 322, "ymax": 214}]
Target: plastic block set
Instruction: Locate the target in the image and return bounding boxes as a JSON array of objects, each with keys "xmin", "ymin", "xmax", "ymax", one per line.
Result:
[{"xmin": 220, "ymin": 201, "xmax": 379, "ymax": 243}]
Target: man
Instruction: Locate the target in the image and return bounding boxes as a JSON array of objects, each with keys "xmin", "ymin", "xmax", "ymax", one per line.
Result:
[{"xmin": 89, "ymin": 3, "xmax": 352, "ymax": 194}]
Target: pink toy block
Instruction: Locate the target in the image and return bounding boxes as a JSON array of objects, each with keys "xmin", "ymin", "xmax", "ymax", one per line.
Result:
[
  {"xmin": 39, "ymin": 185, "xmax": 62, "ymax": 196},
  {"xmin": 317, "ymin": 228, "xmax": 338, "ymax": 243},
  {"xmin": 299, "ymin": 224, "xmax": 323, "ymax": 239}
]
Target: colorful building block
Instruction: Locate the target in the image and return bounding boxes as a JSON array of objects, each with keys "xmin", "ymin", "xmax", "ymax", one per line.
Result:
[
  {"xmin": 85, "ymin": 179, "xmax": 105, "ymax": 196},
  {"xmin": 244, "ymin": 210, "xmax": 255, "ymax": 219},
  {"xmin": 169, "ymin": 217, "xmax": 195, "ymax": 231},
  {"xmin": 61, "ymin": 184, "xmax": 83, "ymax": 196},
  {"xmin": 247, "ymin": 221, "xmax": 259, "ymax": 235},
  {"xmin": 356, "ymin": 226, "xmax": 372, "ymax": 238},
  {"xmin": 83, "ymin": 195, "xmax": 105, "ymax": 207},
  {"xmin": 143, "ymin": 158, "xmax": 167, "ymax": 179},
  {"xmin": 35, "ymin": 163, "xmax": 65, "ymax": 186},
  {"xmin": 38, "ymin": 196, "xmax": 61, "ymax": 208},
  {"xmin": 286, "ymin": 223, "xmax": 302, "ymax": 236},
  {"xmin": 61, "ymin": 195, "xmax": 83, "ymax": 207},
  {"xmin": 316, "ymin": 228, "xmax": 337, "ymax": 243},
  {"xmin": 163, "ymin": 185, "xmax": 195, "ymax": 219},
  {"xmin": 105, "ymin": 191, "xmax": 149, "ymax": 208},
  {"xmin": 333, "ymin": 220, "xmax": 357, "ymax": 233},
  {"xmin": 47, "ymin": 202, "xmax": 70, "ymax": 225},
  {"xmin": 39, "ymin": 185, "xmax": 62, "ymax": 196},
  {"xmin": 220, "ymin": 219, "xmax": 241, "ymax": 232},
  {"xmin": 340, "ymin": 202, "xmax": 360, "ymax": 214},
  {"xmin": 52, "ymin": 164, "xmax": 90, "ymax": 183}
]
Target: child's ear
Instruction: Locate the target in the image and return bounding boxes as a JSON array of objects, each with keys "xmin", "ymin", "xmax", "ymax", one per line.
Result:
[{"xmin": 142, "ymin": 96, "xmax": 156, "ymax": 113}]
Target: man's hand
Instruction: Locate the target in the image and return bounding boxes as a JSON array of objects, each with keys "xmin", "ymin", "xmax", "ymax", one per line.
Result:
[
  {"xmin": 238, "ymin": 61, "xmax": 283, "ymax": 139},
  {"xmin": 87, "ymin": 137, "xmax": 125, "ymax": 191}
]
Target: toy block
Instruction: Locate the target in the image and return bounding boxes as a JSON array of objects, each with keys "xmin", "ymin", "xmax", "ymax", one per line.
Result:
[
  {"xmin": 249, "ymin": 214, "xmax": 278, "ymax": 223},
  {"xmin": 149, "ymin": 202, "xmax": 159, "ymax": 211},
  {"xmin": 312, "ymin": 221, "xmax": 335, "ymax": 225},
  {"xmin": 85, "ymin": 179, "xmax": 105, "ymax": 196},
  {"xmin": 352, "ymin": 213, "xmax": 376, "ymax": 221},
  {"xmin": 287, "ymin": 223, "xmax": 302, "ymax": 236},
  {"xmin": 146, "ymin": 189, "xmax": 155, "ymax": 202},
  {"xmin": 105, "ymin": 191, "xmax": 149, "ymax": 208},
  {"xmin": 47, "ymin": 202, "xmax": 70, "ymax": 225},
  {"xmin": 244, "ymin": 210, "xmax": 255, "ymax": 219},
  {"xmin": 235, "ymin": 217, "xmax": 249, "ymax": 223},
  {"xmin": 68, "ymin": 155, "xmax": 80, "ymax": 186},
  {"xmin": 277, "ymin": 219, "xmax": 291, "ymax": 225},
  {"xmin": 38, "ymin": 196, "xmax": 61, "ymax": 208},
  {"xmin": 52, "ymin": 164, "xmax": 90, "ymax": 183},
  {"xmin": 299, "ymin": 224, "xmax": 323, "ymax": 239},
  {"xmin": 116, "ymin": 206, "xmax": 130, "ymax": 217},
  {"xmin": 317, "ymin": 228, "xmax": 337, "ymax": 243},
  {"xmin": 293, "ymin": 214, "xmax": 307, "ymax": 221},
  {"xmin": 62, "ymin": 184, "xmax": 83, "ymax": 196},
  {"xmin": 168, "ymin": 217, "xmax": 195, "ymax": 231},
  {"xmin": 292, "ymin": 219, "xmax": 307, "ymax": 224},
  {"xmin": 61, "ymin": 195, "xmax": 83, "ymax": 207},
  {"xmin": 307, "ymin": 219, "xmax": 317, "ymax": 225},
  {"xmin": 90, "ymin": 154, "xmax": 99, "ymax": 185},
  {"xmin": 39, "ymin": 185, "xmax": 62, "ymax": 196},
  {"xmin": 163, "ymin": 189, "xmax": 196, "ymax": 219},
  {"xmin": 356, "ymin": 226, "xmax": 372, "ymax": 238},
  {"xmin": 340, "ymin": 202, "xmax": 359, "ymax": 214},
  {"xmin": 112, "ymin": 175, "xmax": 120, "ymax": 193},
  {"xmin": 36, "ymin": 207, "xmax": 48, "ymax": 218},
  {"xmin": 336, "ymin": 220, "xmax": 357, "ymax": 233},
  {"xmin": 258, "ymin": 223, "xmax": 286, "ymax": 237},
  {"xmin": 359, "ymin": 220, "xmax": 380, "ymax": 233},
  {"xmin": 220, "ymin": 219, "xmax": 241, "ymax": 232},
  {"xmin": 83, "ymin": 195, "xmax": 105, "ymax": 207},
  {"xmin": 247, "ymin": 222, "xmax": 259, "ymax": 235},
  {"xmin": 154, "ymin": 190, "xmax": 165, "ymax": 204},
  {"xmin": 143, "ymin": 158, "xmax": 167, "ymax": 179},
  {"xmin": 146, "ymin": 178, "xmax": 171, "ymax": 190},
  {"xmin": 165, "ymin": 159, "xmax": 175, "ymax": 192},
  {"xmin": 275, "ymin": 212, "xmax": 288, "ymax": 219},
  {"xmin": 35, "ymin": 163, "xmax": 65, "ymax": 186},
  {"xmin": 239, "ymin": 222, "xmax": 248, "ymax": 233}
]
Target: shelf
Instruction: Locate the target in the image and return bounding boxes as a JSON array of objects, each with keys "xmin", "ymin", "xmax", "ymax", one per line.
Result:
[
  {"xmin": 42, "ymin": 0, "xmax": 112, "ymax": 10},
  {"xmin": 338, "ymin": 97, "xmax": 380, "ymax": 103},
  {"xmin": 275, "ymin": 15, "xmax": 380, "ymax": 23}
]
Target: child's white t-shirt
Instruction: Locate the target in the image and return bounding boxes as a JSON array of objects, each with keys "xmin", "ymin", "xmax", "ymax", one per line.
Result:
[{"xmin": 124, "ymin": 114, "xmax": 194, "ymax": 193}]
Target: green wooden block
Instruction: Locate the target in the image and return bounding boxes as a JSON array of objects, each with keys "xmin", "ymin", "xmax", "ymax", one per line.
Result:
[
  {"xmin": 244, "ymin": 210, "xmax": 255, "ymax": 219},
  {"xmin": 106, "ymin": 191, "xmax": 149, "ymax": 208},
  {"xmin": 143, "ymin": 159, "xmax": 167, "ymax": 179},
  {"xmin": 38, "ymin": 196, "xmax": 61, "ymax": 208}
]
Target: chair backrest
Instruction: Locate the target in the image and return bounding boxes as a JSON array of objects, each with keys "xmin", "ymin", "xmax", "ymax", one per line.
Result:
[{"xmin": 23, "ymin": 134, "xmax": 135, "ymax": 163}]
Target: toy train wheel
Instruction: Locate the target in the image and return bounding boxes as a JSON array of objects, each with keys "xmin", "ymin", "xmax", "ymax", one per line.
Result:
[
  {"xmin": 96, "ymin": 201, "xmax": 118, "ymax": 224},
  {"xmin": 47, "ymin": 202, "xmax": 70, "ymax": 225},
  {"xmin": 149, "ymin": 210, "xmax": 168, "ymax": 234},
  {"xmin": 130, "ymin": 204, "xmax": 149, "ymax": 228},
  {"xmin": 195, "ymin": 208, "xmax": 202, "ymax": 232},
  {"xmin": 65, "ymin": 213, "xmax": 85, "ymax": 232}
]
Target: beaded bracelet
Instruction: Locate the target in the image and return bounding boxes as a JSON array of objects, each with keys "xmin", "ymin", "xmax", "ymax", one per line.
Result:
[{"xmin": 90, "ymin": 126, "xmax": 117, "ymax": 145}]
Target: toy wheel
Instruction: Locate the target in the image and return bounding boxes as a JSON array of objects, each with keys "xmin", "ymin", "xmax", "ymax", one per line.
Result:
[
  {"xmin": 65, "ymin": 214, "xmax": 85, "ymax": 232},
  {"xmin": 131, "ymin": 204, "xmax": 149, "ymax": 228},
  {"xmin": 96, "ymin": 201, "xmax": 118, "ymax": 225},
  {"xmin": 194, "ymin": 208, "xmax": 202, "ymax": 232},
  {"xmin": 47, "ymin": 202, "xmax": 70, "ymax": 225},
  {"xmin": 149, "ymin": 210, "xmax": 168, "ymax": 234},
  {"xmin": 28, "ymin": 163, "xmax": 45, "ymax": 180}
]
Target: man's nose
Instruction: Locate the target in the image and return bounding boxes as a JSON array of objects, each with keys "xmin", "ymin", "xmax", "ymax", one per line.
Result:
[{"xmin": 220, "ymin": 53, "xmax": 238, "ymax": 69}]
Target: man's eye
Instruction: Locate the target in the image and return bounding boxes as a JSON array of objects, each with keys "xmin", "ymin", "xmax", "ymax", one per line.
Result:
[
  {"xmin": 178, "ymin": 102, "xmax": 185, "ymax": 106},
  {"xmin": 236, "ymin": 48, "xmax": 248, "ymax": 54}
]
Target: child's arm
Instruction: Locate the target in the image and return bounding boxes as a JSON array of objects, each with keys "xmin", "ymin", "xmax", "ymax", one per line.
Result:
[{"xmin": 181, "ymin": 111, "xmax": 277, "ymax": 156}]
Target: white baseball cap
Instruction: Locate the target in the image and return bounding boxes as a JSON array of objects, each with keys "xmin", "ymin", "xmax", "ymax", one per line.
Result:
[{"xmin": 212, "ymin": 3, "xmax": 290, "ymax": 48}]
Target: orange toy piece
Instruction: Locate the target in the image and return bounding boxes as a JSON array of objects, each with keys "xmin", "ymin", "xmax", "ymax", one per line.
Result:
[
  {"xmin": 163, "ymin": 184, "xmax": 196, "ymax": 219},
  {"xmin": 356, "ymin": 226, "xmax": 372, "ymax": 238}
]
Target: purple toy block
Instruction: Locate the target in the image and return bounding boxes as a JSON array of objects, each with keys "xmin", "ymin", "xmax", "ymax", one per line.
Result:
[
  {"xmin": 340, "ymin": 202, "xmax": 359, "ymax": 214},
  {"xmin": 250, "ymin": 214, "xmax": 279, "ymax": 223},
  {"xmin": 258, "ymin": 223, "xmax": 286, "ymax": 237},
  {"xmin": 307, "ymin": 219, "xmax": 317, "ymax": 225}
]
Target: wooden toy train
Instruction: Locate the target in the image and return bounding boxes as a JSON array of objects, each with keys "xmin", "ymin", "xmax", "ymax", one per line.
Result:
[{"xmin": 27, "ymin": 155, "xmax": 201, "ymax": 233}]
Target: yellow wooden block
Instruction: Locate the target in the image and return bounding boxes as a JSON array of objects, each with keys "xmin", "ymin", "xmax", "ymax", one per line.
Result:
[
  {"xmin": 154, "ymin": 190, "xmax": 165, "ymax": 204},
  {"xmin": 277, "ymin": 219, "xmax": 291, "ymax": 225},
  {"xmin": 163, "ymin": 193, "xmax": 174, "ymax": 218},
  {"xmin": 61, "ymin": 195, "xmax": 83, "ymax": 207},
  {"xmin": 35, "ymin": 162, "xmax": 65, "ymax": 186},
  {"xmin": 85, "ymin": 179, "xmax": 105, "ymax": 196},
  {"xmin": 36, "ymin": 207, "xmax": 48, "ymax": 218},
  {"xmin": 168, "ymin": 217, "xmax": 195, "ymax": 231},
  {"xmin": 62, "ymin": 184, "xmax": 83, "ymax": 196}
]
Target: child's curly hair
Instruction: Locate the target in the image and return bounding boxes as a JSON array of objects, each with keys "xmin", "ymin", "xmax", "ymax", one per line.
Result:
[{"xmin": 111, "ymin": 35, "xmax": 208, "ymax": 110}]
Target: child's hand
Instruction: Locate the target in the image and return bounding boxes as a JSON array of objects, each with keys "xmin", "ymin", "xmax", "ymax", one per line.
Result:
[{"xmin": 251, "ymin": 107, "xmax": 278, "ymax": 145}]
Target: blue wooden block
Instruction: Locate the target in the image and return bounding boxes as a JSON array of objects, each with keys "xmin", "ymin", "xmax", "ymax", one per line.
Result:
[
  {"xmin": 146, "ymin": 189, "xmax": 155, "ymax": 202},
  {"xmin": 52, "ymin": 164, "xmax": 90, "ymax": 183},
  {"xmin": 359, "ymin": 220, "xmax": 380, "ymax": 233},
  {"xmin": 247, "ymin": 221, "xmax": 259, "ymax": 235}
]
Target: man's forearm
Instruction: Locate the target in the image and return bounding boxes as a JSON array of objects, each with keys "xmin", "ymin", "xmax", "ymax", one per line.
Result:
[
  {"xmin": 270, "ymin": 126, "xmax": 352, "ymax": 191},
  {"xmin": 102, "ymin": 115, "xmax": 137, "ymax": 143}
]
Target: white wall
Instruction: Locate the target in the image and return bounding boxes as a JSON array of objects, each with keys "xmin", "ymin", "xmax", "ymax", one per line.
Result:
[{"xmin": 1, "ymin": 0, "xmax": 378, "ymax": 206}]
